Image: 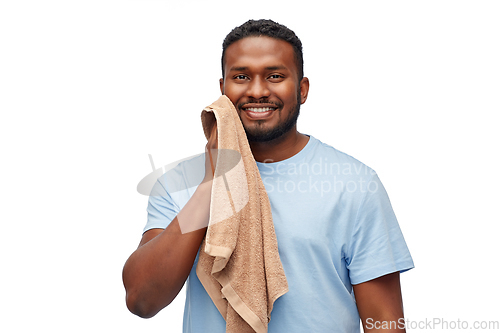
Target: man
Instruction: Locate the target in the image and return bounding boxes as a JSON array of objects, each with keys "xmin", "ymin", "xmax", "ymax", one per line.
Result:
[{"xmin": 123, "ymin": 19, "xmax": 414, "ymax": 332}]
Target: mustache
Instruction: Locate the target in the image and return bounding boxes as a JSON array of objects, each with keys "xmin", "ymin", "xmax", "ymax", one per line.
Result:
[{"xmin": 237, "ymin": 99, "xmax": 283, "ymax": 109}]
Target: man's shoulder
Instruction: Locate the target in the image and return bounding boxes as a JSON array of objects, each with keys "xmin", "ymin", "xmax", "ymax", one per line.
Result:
[
  {"xmin": 155, "ymin": 153, "xmax": 206, "ymax": 194},
  {"xmin": 308, "ymin": 135, "xmax": 376, "ymax": 179}
]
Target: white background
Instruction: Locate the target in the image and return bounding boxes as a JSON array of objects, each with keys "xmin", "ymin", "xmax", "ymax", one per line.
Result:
[{"xmin": 1, "ymin": 0, "xmax": 499, "ymax": 332}]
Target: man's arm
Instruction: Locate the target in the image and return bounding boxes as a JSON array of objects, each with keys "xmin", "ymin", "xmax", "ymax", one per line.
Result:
[
  {"xmin": 353, "ymin": 272, "xmax": 406, "ymax": 332},
  {"xmin": 122, "ymin": 125, "xmax": 218, "ymax": 318},
  {"xmin": 122, "ymin": 187, "xmax": 210, "ymax": 318}
]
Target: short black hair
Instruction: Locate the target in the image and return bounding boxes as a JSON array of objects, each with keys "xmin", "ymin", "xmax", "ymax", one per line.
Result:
[{"xmin": 221, "ymin": 19, "xmax": 304, "ymax": 81}]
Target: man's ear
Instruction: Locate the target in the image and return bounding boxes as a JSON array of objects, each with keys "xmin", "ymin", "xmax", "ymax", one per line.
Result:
[
  {"xmin": 299, "ymin": 77, "xmax": 310, "ymax": 104},
  {"xmin": 219, "ymin": 78, "xmax": 224, "ymax": 95}
]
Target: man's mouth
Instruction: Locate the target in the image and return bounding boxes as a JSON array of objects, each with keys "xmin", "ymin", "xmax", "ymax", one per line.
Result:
[
  {"xmin": 244, "ymin": 107, "xmax": 277, "ymax": 113},
  {"xmin": 240, "ymin": 105, "xmax": 278, "ymax": 119}
]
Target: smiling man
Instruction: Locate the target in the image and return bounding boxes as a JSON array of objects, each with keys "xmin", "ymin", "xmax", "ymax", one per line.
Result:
[
  {"xmin": 123, "ymin": 20, "xmax": 414, "ymax": 333},
  {"xmin": 220, "ymin": 34, "xmax": 309, "ymax": 164}
]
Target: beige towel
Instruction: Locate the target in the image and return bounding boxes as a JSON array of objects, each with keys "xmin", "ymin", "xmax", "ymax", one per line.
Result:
[{"xmin": 197, "ymin": 95, "xmax": 288, "ymax": 333}]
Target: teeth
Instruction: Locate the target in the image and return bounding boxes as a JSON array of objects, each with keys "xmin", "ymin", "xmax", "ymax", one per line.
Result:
[{"xmin": 246, "ymin": 107, "xmax": 274, "ymax": 112}]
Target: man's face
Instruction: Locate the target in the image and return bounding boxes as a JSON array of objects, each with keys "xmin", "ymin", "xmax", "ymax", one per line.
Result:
[{"xmin": 220, "ymin": 36, "xmax": 309, "ymax": 142}]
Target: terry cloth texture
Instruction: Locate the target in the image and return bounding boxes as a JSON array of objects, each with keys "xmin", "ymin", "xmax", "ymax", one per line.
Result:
[{"xmin": 197, "ymin": 95, "xmax": 288, "ymax": 333}]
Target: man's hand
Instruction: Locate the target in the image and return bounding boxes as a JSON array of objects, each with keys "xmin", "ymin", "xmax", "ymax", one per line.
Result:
[{"xmin": 204, "ymin": 124, "xmax": 218, "ymax": 182}]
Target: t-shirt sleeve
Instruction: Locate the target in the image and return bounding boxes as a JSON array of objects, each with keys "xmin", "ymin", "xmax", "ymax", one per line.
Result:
[
  {"xmin": 346, "ymin": 173, "xmax": 414, "ymax": 285},
  {"xmin": 143, "ymin": 176, "xmax": 180, "ymax": 233}
]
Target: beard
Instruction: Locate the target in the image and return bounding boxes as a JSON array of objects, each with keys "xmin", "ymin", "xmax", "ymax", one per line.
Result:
[{"xmin": 240, "ymin": 93, "xmax": 301, "ymax": 143}]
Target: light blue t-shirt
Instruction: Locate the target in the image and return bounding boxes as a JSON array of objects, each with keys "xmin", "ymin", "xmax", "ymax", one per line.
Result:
[{"xmin": 145, "ymin": 135, "xmax": 414, "ymax": 333}]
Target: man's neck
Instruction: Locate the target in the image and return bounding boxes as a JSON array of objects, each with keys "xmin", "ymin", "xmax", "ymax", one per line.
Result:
[{"xmin": 249, "ymin": 128, "xmax": 310, "ymax": 163}]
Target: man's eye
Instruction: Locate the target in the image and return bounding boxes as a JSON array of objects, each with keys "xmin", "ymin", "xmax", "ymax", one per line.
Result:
[
  {"xmin": 235, "ymin": 75, "xmax": 248, "ymax": 80},
  {"xmin": 269, "ymin": 74, "xmax": 284, "ymax": 80}
]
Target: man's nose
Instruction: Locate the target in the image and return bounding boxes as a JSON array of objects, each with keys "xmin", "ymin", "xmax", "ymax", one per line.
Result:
[{"xmin": 246, "ymin": 77, "xmax": 270, "ymax": 99}]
